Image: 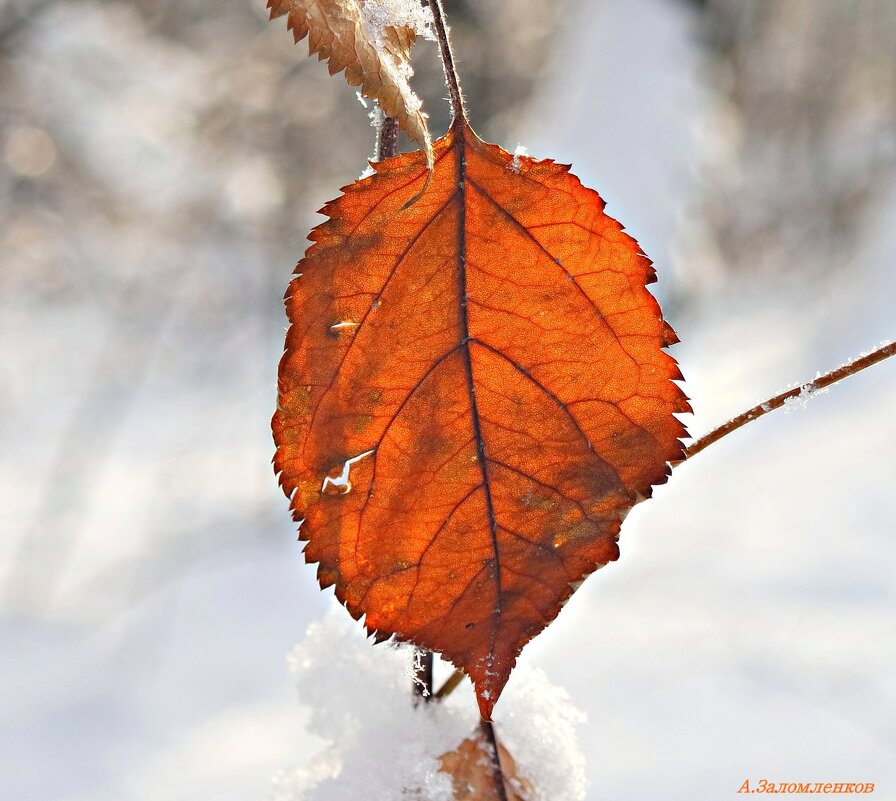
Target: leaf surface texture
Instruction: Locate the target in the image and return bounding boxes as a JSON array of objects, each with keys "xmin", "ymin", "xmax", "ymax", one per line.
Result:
[{"xmin": 273, "ymin": 120, "xmax": 689, "ymax": 717}]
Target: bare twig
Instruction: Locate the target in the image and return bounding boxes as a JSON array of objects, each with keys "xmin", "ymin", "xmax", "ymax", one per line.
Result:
[
  {"xmin": 681, "ymin": 341, "xmax": 896, "ymax": 461},
  {"xmin": 479, "ymin": 719, "xmax": 510, "ymax": 801},
  {"xmin": 428, "ymin": 0, "xmax": 466, "ymax": 121},
  {"xmin": 435, "ymin": 667, "xmax": 465, "ymax": 700},
  {"xmin": 376, "ymin": 115, "xmax": 400, "ymax": 161}
]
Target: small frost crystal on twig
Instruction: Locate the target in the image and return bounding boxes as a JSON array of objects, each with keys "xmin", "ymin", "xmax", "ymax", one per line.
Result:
[
  {"xmin": 781, "ymin": 379, "xmax": 829, "ymax": 413},
  {"xmin": 683, "ymin": 341, "xmax": 896, "ymax": 460},
  {"xmin": 270, "ymin": 608, "xmax": 587, "ymax": 801},
  {"xmin": 408, "ymin": 648, "xmax": 432, "ymax": 697},
  {"xmin": 267, "ymin": 0, "xmax": 434, "ymax": 166}
]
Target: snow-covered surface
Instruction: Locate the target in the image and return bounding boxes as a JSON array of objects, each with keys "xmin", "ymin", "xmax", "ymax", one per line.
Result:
[
  {"xmin": 269, "ymin": 609, "xmax": 585, "ymax": 801},
  {"xmin": 1, "ymin": 0, "xmax": 895, "ymax": 799}
]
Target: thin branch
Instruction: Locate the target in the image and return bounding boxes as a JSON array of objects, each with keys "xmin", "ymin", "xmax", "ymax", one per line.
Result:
[
  {"xmin": 428, "ymin": 0, "xmax": 466, "ymax": 121},
  {"xmin": 435, "ymin": 667, "xmax": 465, "ymax": 700},
  {"xmin": 681, "ymin": 341, "xmax": 896, "ymax": 461},
  {"xmin": 376, "ymin": 114, "xmax": 400, "ymax": 161},
  {"xmin": 479, "ymin": 719, "xmax": 510, "ymax": 801}
]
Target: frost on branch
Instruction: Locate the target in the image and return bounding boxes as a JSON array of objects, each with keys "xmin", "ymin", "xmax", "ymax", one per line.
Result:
[{"xmin": 270, "ymin": 607, "xmax": 587, "ymax": 801}]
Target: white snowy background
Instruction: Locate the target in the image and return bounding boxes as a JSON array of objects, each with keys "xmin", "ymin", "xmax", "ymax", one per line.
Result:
[{"xmin": 1, "ymin": 0, "xmax": 895, "ymax": 799}]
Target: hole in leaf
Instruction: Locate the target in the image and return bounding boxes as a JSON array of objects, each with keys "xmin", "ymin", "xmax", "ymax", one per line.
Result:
[{"xmin": 321, "ymin": 450, "xmax": 375, "ymax": 495}]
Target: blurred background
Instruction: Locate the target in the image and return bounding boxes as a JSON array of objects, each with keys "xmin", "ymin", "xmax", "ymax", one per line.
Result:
[{"xmin": 1, "ymin": 0, "xmax": 894, "ymax": 798}]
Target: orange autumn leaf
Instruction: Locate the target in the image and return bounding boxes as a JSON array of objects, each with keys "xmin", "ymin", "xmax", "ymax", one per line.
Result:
[{"xmin": 273, "ymin": 118, "xmax": 689, "ymax": 719}]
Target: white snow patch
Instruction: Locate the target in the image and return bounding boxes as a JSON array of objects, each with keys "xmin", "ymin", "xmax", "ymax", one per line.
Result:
[
  {"xmin": 271, "ymin": 607, "xmax": 587, "ymax": 801},
  {"xmin": 362, "ymin": 105, "xmax": 385, "ymax": 177},
  {"xmin": 499, "ymin": 668, "xmax": 588, "ymax": 801},
  {"xmin": 368, "ymin": 104, "xmax": 385, "ymax": 131},
  {"xmin": 511, "ymin": 144, "xmax": 528, "ymax": 173},
  {"xmin": 360, "ymin": 0, "xmax": 435, "ymax": 45}
]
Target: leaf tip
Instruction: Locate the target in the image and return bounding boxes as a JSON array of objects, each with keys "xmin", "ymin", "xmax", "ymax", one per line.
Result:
[{"xmin": 477, "ymin": 694, "xmax": 495, "ymax": 721}]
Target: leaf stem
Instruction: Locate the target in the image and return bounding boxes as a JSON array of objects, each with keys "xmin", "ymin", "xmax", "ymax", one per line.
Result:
[
  {"xmin": 434, "ymin": 667, "xmax": 465, "ymax": 700},
  {"xmin": 479, "ymin": 719, "xmax": 510, "ymax": 801},
  {"xmin": 428, "ymin": 0, "xmax": 466, "ymax": 121},
  {"xmin": 681, "ymin": 341, "xmax": 896, "ymax": 461},
  {"xmin": 376, "ymin": 114, "xmax": 400, "ymax": 161}
]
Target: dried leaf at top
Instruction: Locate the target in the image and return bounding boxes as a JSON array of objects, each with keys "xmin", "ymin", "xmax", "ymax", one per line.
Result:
[{"xmin": 268, "ymin": 0, "xmax": 432, "ymax": 166}]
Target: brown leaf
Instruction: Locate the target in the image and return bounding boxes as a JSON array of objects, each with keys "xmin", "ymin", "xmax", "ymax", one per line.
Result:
[
  {"xmin": 273, "ymin": 118, "xmax": 689, "ymax": 719},
  {"xmin": 439, "ymin": 727, "xmax": 532, "ymax": 801},
  {"xmin": 267, "ymin": 0, "xmax": 432, "ymax": 166}
]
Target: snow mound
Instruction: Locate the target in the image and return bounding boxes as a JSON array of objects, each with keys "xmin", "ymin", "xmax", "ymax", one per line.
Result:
[{"xmin": 271, "ymin": 606, "xmax": 587, "ymax": 800}]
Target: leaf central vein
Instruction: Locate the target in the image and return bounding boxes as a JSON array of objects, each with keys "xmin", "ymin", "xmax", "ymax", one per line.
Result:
[{"xmin": 456, "ymin": 127, "xmax": 504, "ymax": 643}]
